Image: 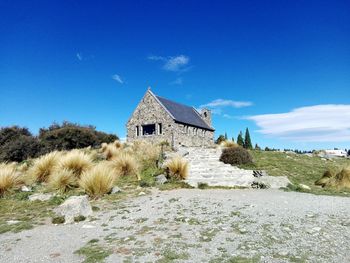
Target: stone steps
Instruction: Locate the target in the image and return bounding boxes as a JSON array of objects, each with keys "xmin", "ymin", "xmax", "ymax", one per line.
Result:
[{"xmin": 181, "ymin": 147, "xmax": 290, "ymax": 189}]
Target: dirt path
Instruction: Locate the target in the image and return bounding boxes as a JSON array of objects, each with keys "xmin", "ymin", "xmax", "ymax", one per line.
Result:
[{"xmin": 1, "ymin": 189, "xmax": 350, "ymax": 263}]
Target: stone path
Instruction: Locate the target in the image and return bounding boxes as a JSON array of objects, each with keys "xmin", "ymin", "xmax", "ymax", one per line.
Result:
[
  {"xmin": 1, "ymin": 189, "xmax": 350, "ymax": 263},
  {"xmin": 184, "ymin": 147, "xmax": 290, "ymax": 188}
]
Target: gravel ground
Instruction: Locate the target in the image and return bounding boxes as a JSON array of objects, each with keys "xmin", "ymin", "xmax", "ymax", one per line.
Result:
[{"xmin": 1, "ymin": 189, "xmax": 350, "ymax": 263}]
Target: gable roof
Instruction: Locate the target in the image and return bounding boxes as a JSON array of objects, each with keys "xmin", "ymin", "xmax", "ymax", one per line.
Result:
[{"xmin": 152, "ymin": 92, "xmax": 214, "ymax": 131}]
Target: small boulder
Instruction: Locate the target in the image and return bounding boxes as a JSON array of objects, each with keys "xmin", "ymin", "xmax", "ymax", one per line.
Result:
[
  {"xmin": 299, "ymin": 184, "xmax": 311, "ymax": 190},
  {"xmin": 21, "ymin": 185, "xmax": 32, "ymax": 192},
  {"xmin": 29, "ymin": 193, "xmax": 53, "ymax": 201},
  {"xmin": 111, "ymin": 186, "xmax": 122, "ymax": 194},
  {"xmin": 54, "ymin": 196, "xmax": 93, "ymax": 224},
  {"xmin": 155, "ymin": 174, "xmax": 168, "ymax": 185}
]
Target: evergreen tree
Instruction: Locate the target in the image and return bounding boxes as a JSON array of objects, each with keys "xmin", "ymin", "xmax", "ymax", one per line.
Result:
[
  {"xmin": 237, "ymin": 131, "xmax": 244, "ymax": 147},
  {"xmin": 254, "ymin": 143, "xmax": 261, "ymax": 150},
  {"xmin": 224, "ymin": 132, "xmax": 228, "ymax": 140},
  {"xmin": 244, "ymin": 128, "xmax": 253, "ymax": 149}
]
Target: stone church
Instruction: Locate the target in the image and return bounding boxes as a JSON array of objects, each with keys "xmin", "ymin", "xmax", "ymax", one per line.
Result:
[{"xmin": 126, "ymin": 88, "xmax": 215, "ymax": 147}]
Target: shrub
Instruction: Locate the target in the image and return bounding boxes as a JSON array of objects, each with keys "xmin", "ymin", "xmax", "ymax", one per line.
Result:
[
  {"xmin": 48, "ymin": 169, "xmax": 77, "ymax": 192},
  {"xmin": 220, "ymin": 147, "xmax": 253, "ymax": 165},
  {"xmin": 165, "ymin": 156, "xmax": 189, "ymax": 180},
  {"xmin": 27, "ymin": 152, "xmax": 60, "ymax": 183},
  {"xmin": 79, "ymin": 163, "xmax": 115, "ymax": 198},
  {"xmin": 131, "ymin": 141, "xmax": 161, "ymax": 167},
  {"xmin": 39, "ymin": 122, "xmax": 118, "ymax": 152},
  {"xmin": 109, "ymin": 153, "xmax": 140, "ymax": 179},
  {"xmin": 215, "ymin": 135, "xmax": 226, "ymax": 145},
  {"xmin": 0, "ymin": 126, "xmax": 42, "ymax": 162},
  {"xmin": 0, "ymin": 164, "xmax": 20, "ymax": 196},
  {"xmin": 58, "ymin": 150, "xmax": 93, "ymax": 177}
]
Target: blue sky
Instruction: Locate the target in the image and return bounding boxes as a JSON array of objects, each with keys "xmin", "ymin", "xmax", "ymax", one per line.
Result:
[{"xmin": 0, "ymin": 0, "xmax": 349, "ymax": 150}]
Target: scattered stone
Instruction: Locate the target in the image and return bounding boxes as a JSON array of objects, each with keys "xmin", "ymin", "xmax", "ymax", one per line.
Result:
[
  {"xmin": 138, "ymin": 192, "xmax": 146, "ymax": 196},
  {"xmin": 155, "ymin": 174, "xmax": 168, "ymax": 185},
  {"xmin": 82, "ymin": 224, "xmax": 96, "ymax": 229},
  {"xmin": 54, "ymin": 196, "xmax": 93, "ymax": 224},
  {"xmin": 7, "ymin": 220, "xmax": 20, "ymax": 225},
  {"xmin": 254, "ymin": 176, "xmax": 291, "ymax": 189},
  {"xmin": 299, "ymin": 184, "xmax": 311, "ymax": 190},
  {"xmin": 29, "ymin": 193, "xmax": 53, "ymax": 201},
  {"xmin": 21, "ymin": 186, "xmax": 32, "ymax": 192},
  {"xmin": 111, "ymin": 186, "xmax": 122, "ymax": 194}
]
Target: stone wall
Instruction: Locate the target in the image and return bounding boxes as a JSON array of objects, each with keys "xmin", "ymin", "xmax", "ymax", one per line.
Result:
[
  {"xmin": 173, "ymin": 123, "xmax": 214, "ymax": 147},
  {"xmin": 127, "ymin": 90, "xmax": 175, "ymax": 145},
  {"xmin": 126, "ymin": 90, "xmax": 214, "ymax": 147}
]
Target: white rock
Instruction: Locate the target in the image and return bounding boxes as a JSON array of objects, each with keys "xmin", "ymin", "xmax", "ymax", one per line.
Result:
[
  {"xmin": 21, "ymin": 186, "xmax": 32, "ymax": 192},
  {"xmin": 29, "ymin": 193, "xmax": 53, "ymax": 201},
  {"xmin": 54, "ymin": 195, "xmax": 93, "ymax": 224},
  {"xmin": 82, "ymin": 224, "xmax": 96, "ymax": 229},
  {"xmin": 155, "ymin": 174, "xmax": 168, "ymax": 185},
  {"xmin": 299, "ymin": 184, "xmax": 311, "ymax": 190},
  {"xmin": 111, "ymin": 186, "xmax": 122, "ymax": 194},
  {"xmin": 138, "ymin": 192, "xmax": 146, "ymax": 196}
]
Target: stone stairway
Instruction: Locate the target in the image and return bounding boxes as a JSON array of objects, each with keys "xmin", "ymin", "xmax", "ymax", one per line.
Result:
[{"xmin": 182, "ymin": 147, "xmax": 290, "ymax": 188}]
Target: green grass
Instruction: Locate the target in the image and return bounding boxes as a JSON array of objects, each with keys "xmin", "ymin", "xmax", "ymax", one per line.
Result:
[
  {"xmin": 240, "ymin": 150, "xmax": 350, "ymax": 196},
  {"xmin": 74, "ymin": 242, "xmax": 112, "ymax": 263},
  {"xmin": 0, "ymin": 195, "xmax": 59, "ymax": 234},
  {"xmin": 156, "ymin": 248, "xmax": 189, "ymax": 263}
]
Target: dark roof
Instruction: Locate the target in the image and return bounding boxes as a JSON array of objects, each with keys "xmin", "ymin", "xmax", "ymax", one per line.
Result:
[{"xmin": 155, "ymin": 95, "xmax": 214, "ymax": 131}]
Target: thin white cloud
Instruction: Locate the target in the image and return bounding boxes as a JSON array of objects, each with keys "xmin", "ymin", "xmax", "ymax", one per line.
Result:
[
  {"xmin": 170, "ymin": 77, "xmax": 183, "ymax": 85},
  {"xmin": 247, "ymin": 104, "xmax": 350, "ymax": 142},
  {"xmin": 76, "ymin": 53, "xmax": 82, "ymax": 61},
  {"xmin": 201, "ymin": 99, "xmax": 253, "ymax": 109},
  {"xmin": 148, "ymin": 54, "xmax": 190, "ymax": 72},
  {"xmin": 112, "ymin": 74, "xmax": 123, "ymax": 84}
]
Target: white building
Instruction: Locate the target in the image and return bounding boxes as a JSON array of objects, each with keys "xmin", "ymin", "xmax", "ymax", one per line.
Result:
[{"xmin": 324, "ymin": 150, "xmax": 348, "ymax": 157}]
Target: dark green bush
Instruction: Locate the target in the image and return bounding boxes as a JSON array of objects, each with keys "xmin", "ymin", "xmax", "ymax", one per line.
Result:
[
  {"xmin": 215, "ymin": 135, "xmax": 226, "ymax": 144},
  {"xmin": 220, "ymin": 147, "xmax": 253, "ymax": 165},
  {"xmin": 0, "ymin": 126, "xmax": 32, "ymax": 146},
  {"xmin": 0, "ymin": 135, "xmax": 41, "ymax": 162},
  {"xmin": 39, "ymin": 122, "xmax": 118, "ymax": 152}
]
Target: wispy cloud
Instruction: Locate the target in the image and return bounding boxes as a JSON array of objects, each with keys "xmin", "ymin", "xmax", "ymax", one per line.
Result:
[
  {"xmin": 148, "ymin": 55, "xmax": 190, "ymax": 72},
  {"xmin": 112, "ymin": 74, "xmax": 124, "ymax": 84},
  {"xmin": 247, "ymin": 104, "xmax": 350, "ymax": 142},
  {"xmin": 200, "ymin": 99, "xmax": 253, "ymax": 109},
  {"xmin": 76, "ymin": 53, "xmax": 82, "ymax": 61},
  {"xmin": 169, "ymin": 77, "xmax": 183, "ymax": 85}
]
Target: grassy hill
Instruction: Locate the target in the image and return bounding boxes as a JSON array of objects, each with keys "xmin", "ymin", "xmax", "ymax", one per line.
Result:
[{"xmin": 240, "ymin": 150, "xmax": 350, "ymax": 196}]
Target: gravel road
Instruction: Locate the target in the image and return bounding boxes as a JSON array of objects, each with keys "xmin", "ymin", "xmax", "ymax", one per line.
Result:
[{"xmin": 1, "ymin": 189, "xmax": 350, "ymax": 263}]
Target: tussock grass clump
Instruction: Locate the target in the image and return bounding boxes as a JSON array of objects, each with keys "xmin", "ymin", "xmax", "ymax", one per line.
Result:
[
  {"xmin": 221, "ymin": 140, "xmax": 239, "ymax": 148},
  {"xmin": 324, "ymin": 167, "xmax": 350, "ymax": 190},
  {"xmin": 102, "ymin": 145, "xmax": 120, "ymax": 160},
  {"xmin": 165, "ymin": 156, "xmax": 189, "ymax": 180},
  {"xmin": 0, "ymin": 164, "xmax": 20, "ymax": 196},
  {"xmin": 109, "ymin": 153, "xmax": 140, "ymax": 180},
  {"xmin": 315, "ymin": 169, "xmax": 335, "ymax": 187},
  {"xmin": 131, "ymin": 141, "xmax": 161, "ymax": 167},
  {"xmin": 48, "ymin": 169, "xmax": 77, "ymax": 192},
  {"xmin": 27, "ymin": 152, "xmax": 60, "ymax": 183},
  {"xmin": 58, "ymin": 150, "xmax": 93, "ymax": 177},
  {"xmin": 79, "ymin": 163, "xmax": 115, "ymax": 198},
  {"xmin": 113, "ymin": 140, "xmax": 122, "ymax": 149}
]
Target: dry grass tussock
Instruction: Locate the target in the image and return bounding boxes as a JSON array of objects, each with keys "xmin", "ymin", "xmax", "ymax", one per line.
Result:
[
  {"xmin": 109, "ymin": 153, "xmax": 140, "ymax": 180},
  {"xmin": 323, "ymin": 167, "xmax": 350, "ymax": 190},
  {"xmin": 315, "ymin": 169, "xmax": 336, "ymax": 187},
  {"xmin": 0, "ymin": 163, "xmax": 20, "ymax": 196},
  {"xmin": 221, "ymin": 140, "xmax": 239, "ymax": 148},
  {"xmin": 48, "ymin": 169, "xmax": 77, "ymax": 192},
  {"xmin": 102, "ymin": 144, "xmax": 121, "ymax": 160},
  {"xmin": 27, "ymin": 151, "xmax": 61, "ymax": 183},
  {"xmin": 57, "ymin": 150, "xmax": 93, "ymax": 177},
  {"xmin": 79, "ymin": 163, "xmax": 116, "ymax": 198},
  {"xmin": 165, "ymin": 156, "xmax": 189, "ymax": 180},
  {"xmin": 130, "ymin": 140, "xmax": 161, "ymax": 166}
]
